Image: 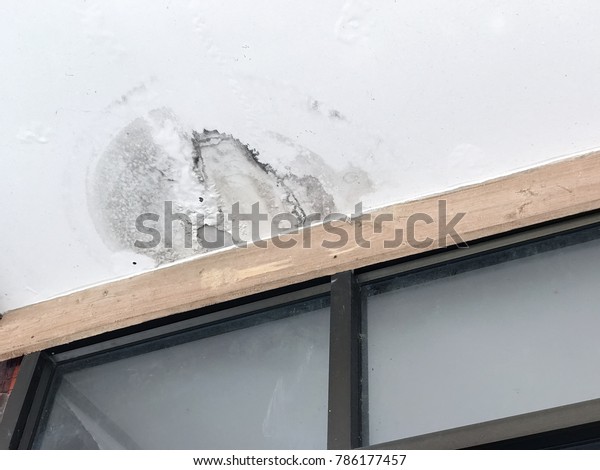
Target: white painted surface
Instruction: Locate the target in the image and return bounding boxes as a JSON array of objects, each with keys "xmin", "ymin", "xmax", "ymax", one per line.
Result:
[{"xmin": 2, "ymin": 1, "xmax": 600, "ymax": 311}]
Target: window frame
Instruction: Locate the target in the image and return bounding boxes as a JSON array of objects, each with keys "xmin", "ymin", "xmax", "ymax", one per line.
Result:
[
  {"xmin": 3, "ymin": 210, "xmax": 600, "ymax": 449},
  {"xmin": 357, "ymin": 210, "xmax": 600, "ymax": 449}
]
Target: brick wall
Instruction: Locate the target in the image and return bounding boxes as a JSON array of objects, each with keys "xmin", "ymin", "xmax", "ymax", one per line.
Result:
[{"xmin": 0, "ymin": 357, "xmax": 22, "ymax": 424}]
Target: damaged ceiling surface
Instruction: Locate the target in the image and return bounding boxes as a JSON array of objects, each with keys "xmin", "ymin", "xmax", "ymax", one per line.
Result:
[
  {"xmin": 89, "ymin": 109, "xmax": 362, "ymax": 265},
  {"xmin": 2, "ymin": 1, "xmax": 600, "ymax": 312}
]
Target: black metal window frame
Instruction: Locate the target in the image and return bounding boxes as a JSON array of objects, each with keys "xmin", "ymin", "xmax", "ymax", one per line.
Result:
[{"xmin": 2, "ymin": 210, "xmax": 600, "ymax": 450}]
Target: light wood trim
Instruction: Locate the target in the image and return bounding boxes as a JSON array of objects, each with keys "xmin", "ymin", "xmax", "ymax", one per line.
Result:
[{"xmin": 1, "ymin": 151, "xmax": 600, "ymax": 360}]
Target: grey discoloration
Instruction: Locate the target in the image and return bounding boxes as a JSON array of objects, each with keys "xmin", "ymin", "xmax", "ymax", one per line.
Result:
[
  {"xmin": 88, "ymin": 109, "xmax": 203, "ymax": 265},
  {"xmin": 284, "ymin": 174, "xmax": 336, "ymax": 217},
  {"xmin": 88, "ymin": 109, "xmax": 367, "ymax": 265},
  {"xmin": 328, "ymin": 109, "xmax": 346, "ymax": 120},
  {"xmin": 91, "ymin": 117, "xmax": 170, "ymax": 248},
  {"xmin": 191, "ymin": 130, "xmax": 307, "ymax": 227},
  {"xmin": 267, "ymin": 131, "xmax": 373, "ymax": 214}
]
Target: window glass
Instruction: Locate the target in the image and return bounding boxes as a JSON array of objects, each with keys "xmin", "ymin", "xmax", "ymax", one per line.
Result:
[
  {"xmin": 34, "ymin": 297, "xmax": 330, "ymax": 449},
  {"xmin": 365, "ymin": 228, "xmax": 600, "ymax": 445}
]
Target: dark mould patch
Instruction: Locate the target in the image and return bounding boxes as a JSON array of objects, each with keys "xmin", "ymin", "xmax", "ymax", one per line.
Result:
[
  {"xmin": 328, "ymin": 109, "xmax": 346, "ymax": 120},
  {"xmin": 284, "ymin": 174, "xmax": 336, "ymax": 218},
  {"xmin": 190, "ymin": 131, "xmax": 206, "ymax": 181}
]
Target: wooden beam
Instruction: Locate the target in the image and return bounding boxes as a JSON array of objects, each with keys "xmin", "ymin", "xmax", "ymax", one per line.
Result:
[{"xmin": 1, "ymin": 151, "xmax": 600, "ymax": 360}]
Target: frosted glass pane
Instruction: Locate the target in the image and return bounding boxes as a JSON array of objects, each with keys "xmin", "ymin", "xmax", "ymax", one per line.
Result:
[
  {"xmin": 366, "ymin": 233, "xmax": 600, "ymax": 445},
  {"xmin": 35, "ymin": 299, "xmax": 330, "ymax": 449}
]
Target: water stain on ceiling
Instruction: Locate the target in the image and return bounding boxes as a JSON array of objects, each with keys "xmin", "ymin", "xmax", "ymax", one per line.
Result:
[{"xmin": 88, "ymin": 108, "xmax": 371, "ymax": 265}]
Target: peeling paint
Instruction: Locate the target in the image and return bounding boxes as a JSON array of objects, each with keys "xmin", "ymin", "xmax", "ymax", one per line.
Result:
[
  {"xmin": 191, "ymin": 129, "xmax": 308, "ymax": 230},
  {"xmin": 88, "ymin": 109, "xmax": 369, "ymax": 265}
]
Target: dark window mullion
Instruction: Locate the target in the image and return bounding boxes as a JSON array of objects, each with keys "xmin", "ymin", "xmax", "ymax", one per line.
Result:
[
  {"xmin": 0, "ymin": 353, "xmax": 52, "ymax": 449},
  {"xmin": 327, "ymin": 271, "xmax": 362, "ymax": 449}
]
